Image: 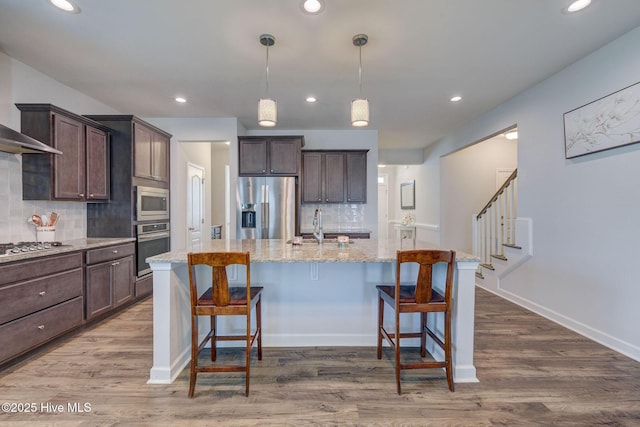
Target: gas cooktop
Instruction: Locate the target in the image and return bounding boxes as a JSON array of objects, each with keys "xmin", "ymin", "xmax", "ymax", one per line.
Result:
[{"xmin": 0, "ymin": 241, "xmax": 63, "ymax": 257}]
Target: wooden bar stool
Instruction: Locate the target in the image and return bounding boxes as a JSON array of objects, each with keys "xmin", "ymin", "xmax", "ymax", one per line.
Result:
[
  {"xmin": 376, "ymin": 249, "xmax": 456, "ymax": 394},
  {"xmin": 187, "ymin": 251, "xmax": 263, "ymax": 397}
]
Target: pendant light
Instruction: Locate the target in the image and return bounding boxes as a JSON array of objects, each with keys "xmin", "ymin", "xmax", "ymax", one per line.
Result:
[
  {"xmin": 351, "ymin": 34, "xmax": 369, "ymax": 127},
  {"xmin": 258, "ymin": 34, "xmax": 277, "ymax": 127}
]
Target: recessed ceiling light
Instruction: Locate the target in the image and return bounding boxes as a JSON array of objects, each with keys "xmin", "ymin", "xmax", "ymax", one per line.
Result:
[
  {"xmin": 566, "ymin": 0, "xmax": 591, "ymax": 13},
  {"xmin": 175, "ymin": 97, "xmax": 187, "ymax": 103},
  {"xmin": 505, "ymin": 130, "xmax": 518, "ymax": 140},
  {"xmin": 450, "ymin": 95, "xmax": 462, "ymax": 102},
  {"xmin": 306, "ymin": 96, "xmax": 317, "ymax": 103},
  {"xmin": 302, "ymin": 0, "xmax": 323, "ymax": 13},
  {"xmin": 50, "ymin": 0, "xmax": 80, "ymax": 13}
]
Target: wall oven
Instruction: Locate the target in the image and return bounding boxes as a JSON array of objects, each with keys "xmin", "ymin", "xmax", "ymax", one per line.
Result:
[
  {"xmin": 136, "ymin": 186, "xmax": 169, "ymax": 222},
  {"xmin": 136, "ymin": 222, "xmax": 170, "ymax": 278}
]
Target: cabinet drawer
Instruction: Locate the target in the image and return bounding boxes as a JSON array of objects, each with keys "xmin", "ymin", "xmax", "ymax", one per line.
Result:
[
  {"xmin": 86, "ymin": 243, "xmax": 135, "ymax": 265},
  {"xmin": 0, "ymin": 297, "xmax": 83, "ymax": 363},
  {"xmin": 0, "ymin": 252, "xmax": 83, "ymax": 286},
  {"xmin": 0, "ymin": 268, "xmax": 83, "ymax": 324}
]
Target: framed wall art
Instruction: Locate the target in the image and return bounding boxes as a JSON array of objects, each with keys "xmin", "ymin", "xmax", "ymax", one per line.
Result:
[
  {"xmin": 400, "ymin": 180, "xmax": 415, "ymax": 210},
  {"xmin": 564, "ymin": 81, "xmax": 640, "ymax": 159}
]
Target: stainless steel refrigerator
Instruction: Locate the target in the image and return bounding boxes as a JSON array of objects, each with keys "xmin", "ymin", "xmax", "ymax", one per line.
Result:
[{"xmin": 236, "ymin": 177, "xmax": 297, "ymax": 240}]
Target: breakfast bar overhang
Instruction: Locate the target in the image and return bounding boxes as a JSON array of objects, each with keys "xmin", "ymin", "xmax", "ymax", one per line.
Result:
[{"xmin": 146, "ymin": 239, "xmax": 480, "ymax": 384}]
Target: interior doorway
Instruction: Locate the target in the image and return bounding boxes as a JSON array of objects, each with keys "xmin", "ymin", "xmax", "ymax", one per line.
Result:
[{"xmin": 378, "ymin": 173, "xmax": 389, "ymax": 239}]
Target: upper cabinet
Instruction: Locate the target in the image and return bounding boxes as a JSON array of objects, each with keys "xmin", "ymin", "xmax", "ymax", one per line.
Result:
[
  {"xmin": 345, "ymin": 151, "xmax": 367, "ymax": 203},
  {"xmin": 17, "ymin": 104, "xmax": 110, "ymax": 201},
  {"xmin": 238, "ymin": 136, "xmax": 304, "ymax": 176},
  {"xmin": 84, "ymin": 115, "xmax": 171, "ymax": 238},
  {"xmin": 301, "ymin": 150, "xmax": 368, "ymax": 204},
  {"xmin": 133, "ymin": 122, "xmax": 169, "ymax": 182}
]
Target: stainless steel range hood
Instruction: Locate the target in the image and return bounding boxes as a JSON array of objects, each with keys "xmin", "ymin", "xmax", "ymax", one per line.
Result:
[{"xmin": 0, "ymin": 123, "xmax": 63, "ymax": 155}]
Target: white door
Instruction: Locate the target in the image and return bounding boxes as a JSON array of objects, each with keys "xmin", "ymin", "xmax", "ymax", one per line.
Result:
[
  {"xmin": 187, "ymin": 163, "xmax": 205, "ymax": 251},
  {"xmin": 378, "ymin": 173, "xmax": 389, "ymax": 239}
]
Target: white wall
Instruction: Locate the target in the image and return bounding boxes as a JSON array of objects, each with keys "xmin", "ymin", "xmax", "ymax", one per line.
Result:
[
  {"xmin": 440, "ymin": 136, "xmax": 517, "ymax": 253},
  {"xmin": 386, "ymin": 159, "xmax": 441, "ymax": 244},
  {"xmin": 210, "ymin": 143, "xmax": 230, "ymax": 237},
  {"xmin": 423, "ymin": 26, "xmax": 640, "ymax": 361}
]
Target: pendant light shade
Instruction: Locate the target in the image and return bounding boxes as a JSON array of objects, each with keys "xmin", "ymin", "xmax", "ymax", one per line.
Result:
[
  {"xmin": 259, "ymin": 34, "xmax": 277, "ymax": 127},
  {"xmin": 258, "ymin": 98, "xmax": 277, "ymax": 127},
  {"xmin": 351, "ymin": 34, "xmax": 369, "ymax": 127},
  {"xmin": 351, "ymin": 98, "xmax": 369, "ymax": 127}
]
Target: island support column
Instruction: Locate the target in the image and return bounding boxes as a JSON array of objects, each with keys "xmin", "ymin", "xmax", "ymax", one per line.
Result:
[
  {"xmin": 147, "ymin": 262, "xmax": 191, "ymax": 384},
  {"xmin": 451, "ymin": 260, "xmax": 479, "ymax": 382}
]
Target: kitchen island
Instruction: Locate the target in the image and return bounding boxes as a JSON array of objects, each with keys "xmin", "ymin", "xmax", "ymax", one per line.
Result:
[{"xmin": 146, "ymin": 239, "xmax": 480, "ymax": 384}]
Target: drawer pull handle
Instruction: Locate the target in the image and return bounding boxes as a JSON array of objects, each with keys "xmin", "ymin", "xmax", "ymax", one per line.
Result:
[
  {"xmin": 39, "ymin": 291, "xmax": 46, "ymax": 296},
  {"xmin": 112, "ymin": 262, "xmax": 120, "ymax": 266},
  {"xmin": 37, "ymin": 325, "xmax": 45, "ymax": 330},
  {"xmin": 112, "ymin": 250, "xmax": 119, "ymax": 254}
]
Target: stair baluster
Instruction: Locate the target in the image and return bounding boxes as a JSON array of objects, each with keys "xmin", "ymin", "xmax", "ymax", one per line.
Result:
[{"xmin": 474, "ymin": 169, "xmax": 518, "ymax": 278}]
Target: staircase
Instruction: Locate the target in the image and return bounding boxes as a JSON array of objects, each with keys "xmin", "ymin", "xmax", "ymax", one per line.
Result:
[{"xmin": 473, "ymin": 169, "xmax": 532, "ymax": 283}]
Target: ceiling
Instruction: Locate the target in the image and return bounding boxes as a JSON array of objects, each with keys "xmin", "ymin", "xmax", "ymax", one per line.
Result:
[{"xmin": 1, "ymin": 1, "xmax": 640, "ymax": 150}]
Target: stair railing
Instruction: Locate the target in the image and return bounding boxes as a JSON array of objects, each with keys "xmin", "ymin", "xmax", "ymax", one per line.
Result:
[{"xmin": 475, "ymin": 169, "xmax": 517, "ymax": 275}]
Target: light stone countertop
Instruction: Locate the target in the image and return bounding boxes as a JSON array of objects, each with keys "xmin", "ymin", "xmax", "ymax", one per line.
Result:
[
  {"xmin": 0, "ymin": 237, "xmax": 136, "ymax": 264},
  {"xmin": 298, "ymin": 228, "xmax": 372, "ymax": 235},
  {"xmin": 147, "ymin": 238, "xmax": 479, "ymax": 264}
]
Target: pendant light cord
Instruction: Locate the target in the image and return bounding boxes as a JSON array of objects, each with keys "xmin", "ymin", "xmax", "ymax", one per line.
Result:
[
  {"xmin": 265, "ymin": 45, "xmax": 270, "ymax": 97},
  {"xmin": 358, "ymin": 45, "xmax": 363, "ymax": 97}
]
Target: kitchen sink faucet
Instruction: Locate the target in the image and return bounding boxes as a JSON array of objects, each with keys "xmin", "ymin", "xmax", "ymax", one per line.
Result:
[{"xmin": 313, "ymin": 208, "xmax": 324, "ymax": 244}]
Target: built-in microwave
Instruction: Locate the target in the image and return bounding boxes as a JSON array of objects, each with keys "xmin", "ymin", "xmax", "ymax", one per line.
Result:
[{"xmin": 136, "ymin": 186, "xmax": 169, "ymax": 222}]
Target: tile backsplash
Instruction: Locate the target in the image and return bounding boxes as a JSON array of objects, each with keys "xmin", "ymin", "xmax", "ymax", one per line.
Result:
[
  {"xmin": 0, "ymin": 152, "xmax": 86, "ymax": 243},
  {"xmin": 300, "ymin": 203, "xmax": 365, "ymax": 231}
]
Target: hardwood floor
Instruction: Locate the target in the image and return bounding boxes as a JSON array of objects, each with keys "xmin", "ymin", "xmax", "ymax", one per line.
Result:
[{"xmin": 1, "ymin": 288, "xmax": 639, "ymax": 426}]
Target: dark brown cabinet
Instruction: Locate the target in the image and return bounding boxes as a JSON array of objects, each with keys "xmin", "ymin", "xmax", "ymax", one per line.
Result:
[
  {"xmin": 301, "ymin": 150, "xmax": 368, "ymax": 204},
  {"xmin": 85, "ymin": 243, "xmax": 135, "ymax": 320},
  {"xmin": 346, "ymin": 151, "xmax": 367, "ymax": 203},
  {"xmin": 0, "ymin": 253, "xmax": 84, "ymax": 365},
  {"xmin": 85, "ymin": 115, "xmax": 171, "ymax": 238},
  {"xmin": 17, "ymin": 104, "xmax": 110, "ymax": 201},
  {"xmin": 238, "ymin": 136, "xmax": 304, "ymax": 176},
  {"xmin": 134, "ymin": 122, "xmax": 169, "ymax": 182}
]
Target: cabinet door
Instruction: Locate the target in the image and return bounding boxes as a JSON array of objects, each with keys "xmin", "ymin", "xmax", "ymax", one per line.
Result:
[
  {"xmin": 134, "ymin": 123, "xmax": 153, "ymax": 179},
  {"xmin": 302, "ymin": 152, "xmax": 323, "ymax": 203},
  {"xmin": 86, "ymin": 126, "xmax": 109, "ymax": 200},
  {"xmin": 85, "ymin": 262, "xmax": 113, "ymax": 320},
  {"xmin": 269, "ymin": 139, "xmax": 299, "ymax": 174},
  {"xmin": 113, "ymin": 256, "xmax": 134, "ymax": 307},
  {"xmin": 53, "ymin": 114, "xmax": 85, "ymax": 200},
  {"xmin": 152, "ymin": 132, "xmax": 169, "ymax": 182},
  {"xmin": 239, "ymin": 139, "xmax": 268, "ymax": 175},
  {"xmin": 324, "ymin": 153, "xmax": 345, "ymax": 203},
  {"xmin": 346, "ymin": 151, "xmax": 367, "ymax": 203}
]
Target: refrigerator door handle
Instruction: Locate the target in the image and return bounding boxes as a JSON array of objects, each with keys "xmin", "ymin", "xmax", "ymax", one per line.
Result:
[
  {"xmin": 261, "ymin": 184, "xmax": 269, "ymax": 238},
  {"xmin": 261, "ymin": 202, "xmax": 269, "ymax": 237}
]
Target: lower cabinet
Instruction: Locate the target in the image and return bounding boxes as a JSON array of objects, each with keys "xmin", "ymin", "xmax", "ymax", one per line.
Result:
[
  {"xmin": 85, "ymin": 243, "xmax": 135, "ymax": 320},
  {"xmin": 0, "ymin": 242, "xmax": 141, "ymax": 367},
  {"xmin": 0, "ymin": 253, "xmax": 84, "ymax": 365}
]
